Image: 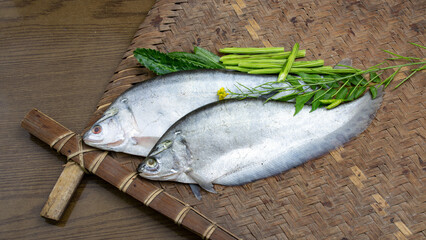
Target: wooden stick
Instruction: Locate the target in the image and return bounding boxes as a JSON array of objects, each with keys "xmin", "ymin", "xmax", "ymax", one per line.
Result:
[
  {"xmin": 21, "ymin": 109, "xmax": 241, "ymax": 240},
  {"xmin": 40, "ymin": 161, "xmax": 85, "ymax": 220}
]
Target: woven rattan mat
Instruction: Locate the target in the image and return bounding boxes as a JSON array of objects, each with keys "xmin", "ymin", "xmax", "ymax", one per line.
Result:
[{"xmin": 87, "ymin": 0, "xmax": 425, "ymax": 239}]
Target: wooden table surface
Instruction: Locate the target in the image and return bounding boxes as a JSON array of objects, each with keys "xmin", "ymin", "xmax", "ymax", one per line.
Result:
[{"xmin": 0, "ymin": 1, "xmax": 196, "ymax": 239}]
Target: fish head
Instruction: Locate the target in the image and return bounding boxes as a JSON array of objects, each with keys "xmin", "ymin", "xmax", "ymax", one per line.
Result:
[
  {"xmin": 138, "ymin": 136, "xmax": 185, "ymax": 181},
  {"xmin": 83, "ymin": 107, "xmax": 129, "ymax": 151}
]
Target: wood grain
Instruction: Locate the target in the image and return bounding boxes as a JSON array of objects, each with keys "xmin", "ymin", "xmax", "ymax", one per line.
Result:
[{"xmin": 0, "ymin": 0, "xmax": 197, "ymax": 239}]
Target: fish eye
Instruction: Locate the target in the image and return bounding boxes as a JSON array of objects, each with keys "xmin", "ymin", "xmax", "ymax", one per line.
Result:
[
  {"xmin": 92, "ymin": 125, "xmax": 102, "ymax": 134},
  {"xmin": 147, "ymin": 158, "xmax": 157, "ymax": 167},
  {"xmin": 144, "ymin": 157, "xmax": 159, "ymax": 171}
]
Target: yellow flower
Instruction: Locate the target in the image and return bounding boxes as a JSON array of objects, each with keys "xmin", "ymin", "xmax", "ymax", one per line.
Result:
[{"xmin": 217, "ymin": 87, "xmax": 229, "ymax": 100}]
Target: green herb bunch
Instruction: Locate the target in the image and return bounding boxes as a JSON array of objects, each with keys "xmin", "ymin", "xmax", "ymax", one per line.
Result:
[
  {"xmin": 133, "ymin": 43, "xmax": 424, "ymax": 114},
  {"xmin": 133, "ymin": 46, "xmax": 223, "ymax": 75},
  {"xmin": 218, "ymin": 43, "xmax": 425, "ymax": 114}
]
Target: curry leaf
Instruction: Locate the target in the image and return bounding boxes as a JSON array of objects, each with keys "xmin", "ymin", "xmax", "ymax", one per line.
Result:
[
  {"xmin": 369, "ymin": 86, "xmax": 378, "ymax": 99},
  {"xmin": 355, "ymin": 86, "xmax": 367, "ymax": 99},
  {"xmin": 294, "ymin": 92, "xmax": 314, "ymax": 115},
  {"xmin": 369, "ymin": 72, "xmax": 381, "ymax": 83},
  {"xmin": 311, "ymin": 90, "xmax": 326, "ymax": 112},
  {"xmin": 335, "ymin": 87, "xmax": 349, "ymax": 99}
]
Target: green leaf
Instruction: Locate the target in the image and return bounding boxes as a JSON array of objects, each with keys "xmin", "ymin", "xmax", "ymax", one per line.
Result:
[
  {"xmin": 296, "ymin": 73, "xmax": 322, "ymax": 90},
  {"xmin": 335, "ymin": 87, "xmax": 349, "ymax": 99},
  {"xmin": 354, "ymin": 86, "xmax": 367, "ymax": 99},
  {"xmin": 369, "ymin": 86, "xmax": 377, "ymax": 99},
  {"xmin": 369, "ymin": 72, "xmax": 381, "ymax": 83},
  {"xmin": 311, "ymin": 90, "xmax": 326, "ymax": 112},
  {"xmin": 294, "ymin": 91, "xmax": 314, "ymax": 115},
  {"xmin": 322, "ymin": 88, "xmax": 338, "ymax": 100},
  {"xmin": 346, "ymin": 87, "xmax": 356, "ymax": 101},
  {"xmin": 134, "ymin": 48, "xmax": 202, "ymax": 75},
  {"xmin": 194, "ymin": 46, "xmax": 221, "ymax": 63},
  {"xmin": 168, "ymin": 52, "xmax": 224, "ymax": 69},
  {"xmin": 349, "ymin": 75, "xmax": 366, "ymax": 86},
  {"xmin": 287, "ymin": 75, "xmax": 304, "ymax": 91}
]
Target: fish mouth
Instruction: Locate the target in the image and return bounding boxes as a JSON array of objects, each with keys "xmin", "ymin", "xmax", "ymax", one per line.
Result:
[
  {"xmin": 83, "ymin": 138, "xmax": 103, "ymax": 144},
  {"xmin": 82, "ymin": 133, "xmax": 103, "ymax": 144},
  {"xmin": 138, "ymin": 166, "xmax": 179, "ymax": 181}
]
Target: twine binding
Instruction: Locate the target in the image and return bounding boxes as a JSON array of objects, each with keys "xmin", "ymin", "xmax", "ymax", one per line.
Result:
[
  {"xmin": 143, "ymin": 188, "xmax": 164, "ymax": 206},
  {"xmin": 118, "ymin": 172, "xmax": 139, "ymax": 192},
  {"xmin": 50, "ymin": 132, "xmax": 99, "ymax": 173},
  {"xmin": 174, "ymin": 204, "xmax": 191, "ymax": 226},
  {"xmin": 87, "ymin": 151, "xmax": 109, "ymax": 174},
  {"xmin": 202, "ymin": 222, "xmax": 217, "ymax": 240},
  {"xmin": 161, "ymin": 191, "xmax": 241, "ymax": 240}
]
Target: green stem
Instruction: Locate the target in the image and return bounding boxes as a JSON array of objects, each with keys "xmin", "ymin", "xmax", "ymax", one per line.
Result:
[
  {"xmin": 224, "ymin": 66, "xmax": 252, "ymax": 72},
  {"xmin": 249, "ymin": 67, "xmax": 359, "ymax": 75},
  {"xmin": 394, "ymin": 65, "xmax": 424, "ymax": 89},
  {"xmin": 219, "ymin": 47, "xmax": 285, "ymax": 54},
  {"xmin": 278, "ymin": 43, "xmax": 299, "ymax": 82},
  {"xmin": 409, "ymin": 42, "xmax": 426, "ymax": 49},
  {"xmin": 219, "ymin": 50, "xmax": 306, "ymax": 61},
  {"xmin": 238, "ymin": 60, "xmax": 324, "ymax": 69}
]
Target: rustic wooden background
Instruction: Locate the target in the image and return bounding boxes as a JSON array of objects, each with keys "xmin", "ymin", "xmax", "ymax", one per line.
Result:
[{"xmin": 0, "ymin": 0, "xmax": 196, "ymax": 239}]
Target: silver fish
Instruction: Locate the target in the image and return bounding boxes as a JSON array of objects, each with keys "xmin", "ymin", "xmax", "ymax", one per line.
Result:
[
  {"xmin": 83, "ymin": 70, "xmax": 287, "ymax": 156},
  {"xmin": 137, "ymin": 89, "xmax": 383, "ymax": 195}
]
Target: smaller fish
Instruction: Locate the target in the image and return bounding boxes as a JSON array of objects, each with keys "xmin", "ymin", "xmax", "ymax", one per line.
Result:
[{"xmin": 137, "ymin": 88, "xmax": 383, "ymax": 198}]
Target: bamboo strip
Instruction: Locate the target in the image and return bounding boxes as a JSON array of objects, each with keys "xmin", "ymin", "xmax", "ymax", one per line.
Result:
[{"xmin": 21, "ymin": 109, "xmax": 241, "ymax": 240}]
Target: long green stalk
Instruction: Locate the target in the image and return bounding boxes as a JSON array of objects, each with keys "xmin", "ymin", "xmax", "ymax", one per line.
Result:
[
  {"xmin": 394, "ymin": 65, "xmax": 425, "ymax": 89},
  {"xmin": 249, "ymin": 67, "xmax": 358, "ymax": 75},
  {"xmin": 219, "ymin": 47, "xmax": 284, "ymax": 54},
  {"xmin": 219, "ymin": 50, "xmax": 306, "ymax": 61},
  {"xmin": 278, "ymin": 43, "xmax": 299, "ymax": 82},
  {"xmin": 224, "ymin": 66, "xmax": 252, "ymax": 72},
  {"xmin": 238, "ymin": 60, "xmax": 324, "ymax": 69}
]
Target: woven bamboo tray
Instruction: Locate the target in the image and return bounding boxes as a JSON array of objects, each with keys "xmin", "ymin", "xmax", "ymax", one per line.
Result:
[{"xmin": 86, "ymin": 0, "xmax": 425, "ymax": 239}]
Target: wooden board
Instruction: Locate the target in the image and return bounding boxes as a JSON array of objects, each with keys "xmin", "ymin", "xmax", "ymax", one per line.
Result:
[{"xmin": 84, "ymin": 0, "xmax": 425, "ymax": 239}]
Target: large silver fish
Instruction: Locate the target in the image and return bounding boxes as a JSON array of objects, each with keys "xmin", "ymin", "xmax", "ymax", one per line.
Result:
[
  {"xmin": 83, "ymin": 70, "xmax": 285, "ymax": 156},
  {"xmin": 137, "ymin": 90, "xmax": 383, "ymax": 196}
]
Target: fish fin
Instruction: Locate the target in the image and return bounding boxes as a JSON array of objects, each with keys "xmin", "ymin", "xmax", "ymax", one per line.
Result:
[
  {"xmin": 131, "ymin": 136, "xmax": 159, "ymax": 148},
  {"xmin": 189, "ymin": 184, "xmax": 202, "ymax": 200},
  {"xmin": 334, "ymin": 58, "xmax": 352, "ymax": 69},
  {"xmin": 186, "ymin": 170, "xmax": 216, "ymax": 194}
]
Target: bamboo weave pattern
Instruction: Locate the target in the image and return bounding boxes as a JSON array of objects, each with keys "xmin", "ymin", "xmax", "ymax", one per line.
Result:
[{"xmin": 86, "ymin": 0, "xmax": 425, "ymax": 239}]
